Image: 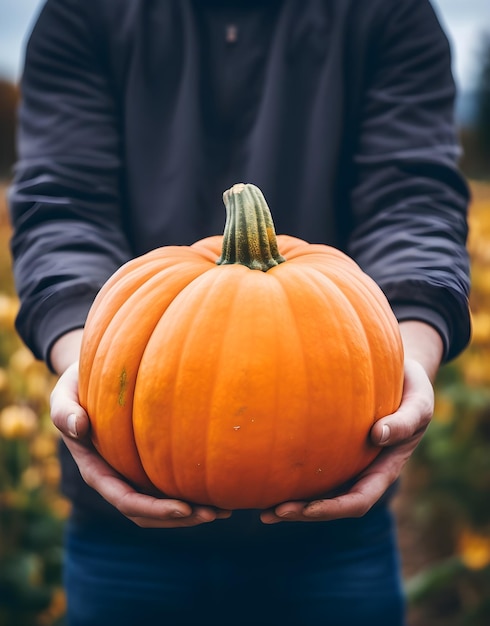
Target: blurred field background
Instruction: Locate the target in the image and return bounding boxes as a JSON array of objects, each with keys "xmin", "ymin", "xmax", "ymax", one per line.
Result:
[{"xmin": 0, "ymin": 5, "xmax": 490, "ymax": 626}]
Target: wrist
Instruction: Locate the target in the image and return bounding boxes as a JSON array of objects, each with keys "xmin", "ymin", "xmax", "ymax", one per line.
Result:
[
  {"xmin": 399, "ymin": 320, "xmax": 443, "ymax": 383},
  {"xmin": 49, "ymin": 328, "xmax": 84, "ymax": 375}
]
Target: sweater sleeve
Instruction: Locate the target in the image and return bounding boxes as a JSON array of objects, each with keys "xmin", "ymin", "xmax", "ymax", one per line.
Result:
[
  {"xmin": 8, "ymin": 0, "xmax": 131, "ymax": 366},
  {"xmin": 347, "ymin": 0, "xmax": 471, "ymax": 362}
]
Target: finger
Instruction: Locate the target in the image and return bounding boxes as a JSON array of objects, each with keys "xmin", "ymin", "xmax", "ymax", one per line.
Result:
[
  {"xmin": 63, "ymin": 435, "xmax": 231, "ymax": 527},
  {"xmin": 127, "ymin": 505, "xmax": 233, "ymax": 528},
  {"xmin": 303, "ymin": 434, "xmax": 419, "ymax": 520},
  {"xmin": 261, "ymin": 476, "xmax": 386, "ymax": 524},
  {"xmin": 371, "ymin": 359, "xmax": 434, "ymax": 446},
  {"xmin": 261, "ymin": 438, "xmax": 417, "ymax": 524},
  {"xmin": 261, "ymin": 486, "xmax": 382, "ymax": 523},
  {"xmin": 50, "ymin": 363, "xmax": 90, "ymax": 439},
  {"xmin": 261, "ymin": 501, "xmax": 308, "ymax": 524}
]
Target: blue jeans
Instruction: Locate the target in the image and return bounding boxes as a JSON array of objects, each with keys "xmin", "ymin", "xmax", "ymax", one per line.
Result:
[{"xmin": 64, "ymin": 504, "xmax": 406, "ymax": 625}]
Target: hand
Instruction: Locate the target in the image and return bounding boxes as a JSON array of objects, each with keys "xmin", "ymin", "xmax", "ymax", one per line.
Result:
[
  {"xmin": 260, "ymin": 357, "xmax": 434, "ymax": 524},
  {"xmin": 50, "ymin": 361, "xmax": 232, "ymax": 528}
]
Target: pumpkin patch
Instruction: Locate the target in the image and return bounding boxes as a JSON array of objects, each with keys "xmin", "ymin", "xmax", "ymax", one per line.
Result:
[{"xmin": 78, "ymin": 183, "xmax": 404, "ymax": 509}]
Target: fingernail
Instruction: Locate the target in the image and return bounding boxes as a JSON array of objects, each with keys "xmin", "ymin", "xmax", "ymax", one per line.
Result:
[
  {"xmin": 67, "ymin": 414, "xmax": 78, "ymax": 438},
  {"xmin": 170, "ymin": 510, "xmax": 187, "ymax": 518},
  {"xmin": 379, "ymin": 424, "xmax": 390, "ymax": 444}
]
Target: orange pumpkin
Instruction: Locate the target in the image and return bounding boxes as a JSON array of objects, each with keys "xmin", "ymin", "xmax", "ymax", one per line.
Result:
[{"xmin": 78, "ymin": 183, "xmax": 404, "ymax": 509}]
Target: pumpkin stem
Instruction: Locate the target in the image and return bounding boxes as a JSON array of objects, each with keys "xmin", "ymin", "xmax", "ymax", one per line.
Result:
[{"xmin": 217, "ymin": 183, "xmax": 286, "ymax": 271}]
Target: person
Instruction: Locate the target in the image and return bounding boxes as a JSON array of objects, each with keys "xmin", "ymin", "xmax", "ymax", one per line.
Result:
[{"xmin": 8, "ymin": 0, "xmax": 471, "ymax": 624}]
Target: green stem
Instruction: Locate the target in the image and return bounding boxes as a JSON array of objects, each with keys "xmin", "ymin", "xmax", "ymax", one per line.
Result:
[{"xmin": 217, "ymin": 183, "xmax": 286, "ymax": 272}]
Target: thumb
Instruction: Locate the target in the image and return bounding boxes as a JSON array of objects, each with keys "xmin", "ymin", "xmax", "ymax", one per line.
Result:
[
  {"xmin": 50, "ymin": 361, "xmax": 90, "ymax": 440},
  {"xmin": 370, "ymin": 359, "xmax": 434, "ymax": 447}
]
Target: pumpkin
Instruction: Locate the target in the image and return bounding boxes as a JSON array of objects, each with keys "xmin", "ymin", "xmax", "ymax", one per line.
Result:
[{"xmin": 78, "ymin": 183, "xmax": 404, "ymax": 510}]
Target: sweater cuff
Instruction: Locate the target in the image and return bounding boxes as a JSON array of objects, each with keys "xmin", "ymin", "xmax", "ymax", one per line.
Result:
[
  {"xmin": 390, "ymin": 303, "xmax": 452, "ymax": 363},
  {"xmin": 15, "ymin": 290, "xmax": 96, "ymax": 373}
]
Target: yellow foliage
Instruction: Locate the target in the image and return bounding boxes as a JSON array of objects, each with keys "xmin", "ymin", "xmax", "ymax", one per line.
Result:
[
  {"xmin": 458, "ymin": 528, "xmax": 490, "ymax": 570},
  {"xmin": 0, "ymin": 367, "xmax": 8, "ymax": 391},
  {"xmin": 37, "ymin": 587, "xmax": 67, "ymax": 626},
  {"xmin": 42, "ymin": 456, "xmax": 62, "ymax": 487},
  {"xmin": 0, "ymin": 293, "xmax": 18, "ymax": 326},
  {"xmin": 30, "ymin": 431, "xmax": 58, "ymax": 459},
  {"xmin": 0, "ymin": 404, "xmax": 38, "ymax": 439},
  {"xmin": 9, "ymin": 345, "xmax": 37, "ymax": 374},
  {"xmin": 460, "ymin": 181, "xmax": 490, "ymax": 388},
  {"xmin": 470, "ymin": 311, "xmax": 490, "ymax": 343},
  {"xmin": 461, "ymin": 351, "xmax": 490, "ymax": 385},
  {"xmin": 432, "ymin": 393, "xmax": 454, "ymax": 423},
  {"xmin": 21, "ymin": 465, "xmax": 43, "ymax": 490}
]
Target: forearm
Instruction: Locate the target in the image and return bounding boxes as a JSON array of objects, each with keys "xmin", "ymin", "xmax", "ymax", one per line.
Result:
[
  {"xmin": 399, "ymin": 320, "xmax": 443, "ymax": 383},
  {"xmin": 50, "ymin": 329, "xmax": 84, "ymax": 376}
]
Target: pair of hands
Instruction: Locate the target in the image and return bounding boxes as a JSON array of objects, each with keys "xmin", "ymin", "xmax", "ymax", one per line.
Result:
[
  {"xmin": 49, "ymin": 322, "xmax": 441, "ymax": 528},
  {"xmin": 51, "ymin": 360, "xmax": 433, "ymax": 528}
]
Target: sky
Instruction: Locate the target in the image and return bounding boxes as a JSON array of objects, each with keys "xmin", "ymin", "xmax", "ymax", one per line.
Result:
[
  {"xmin": 0, "ymin": 0, "xmax": 489, "ymax": 92},
  {"xmin": 430, "ymin": 0, "xmax": 489, "ymax": 91}
]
